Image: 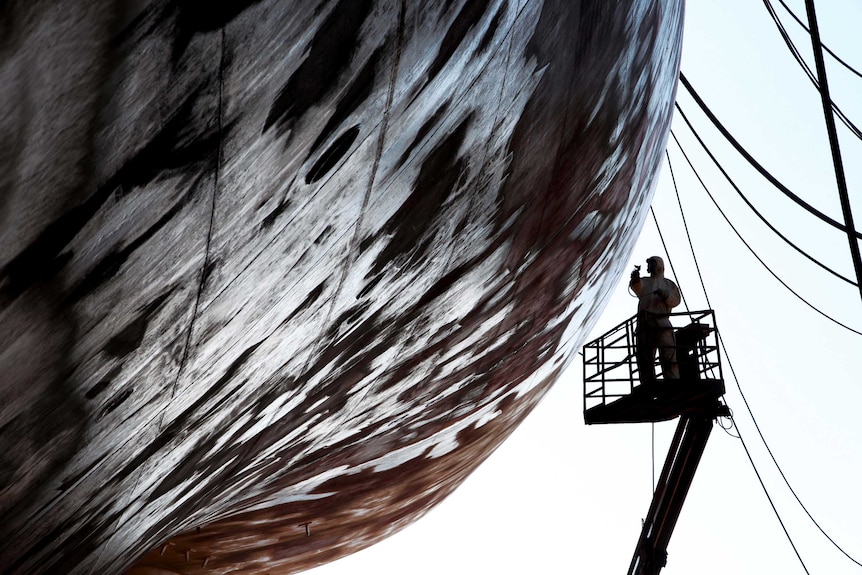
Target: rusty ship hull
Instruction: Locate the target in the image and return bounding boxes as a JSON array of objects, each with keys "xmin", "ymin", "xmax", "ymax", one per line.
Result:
[{"xmin": 0, "ymin": 0, "xmax": 683, "ymax": 573}]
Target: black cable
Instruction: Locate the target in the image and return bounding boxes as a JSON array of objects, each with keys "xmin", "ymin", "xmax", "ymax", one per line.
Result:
[
  {"xmin": 727, "ymin": 358, "xmax": 862, "ymax": 568},
  {"xmin": 679, "ymin": 73, "xmax": 862, "ymax": 240},
  {"xmin": 669, "ymin": 130, "xmax": 862, "ymax": 336},
  {"xmin": 804, "ymin": 0, "xmax": 862, "ymax": 304},
  {"xmin": 650, "ymin": 205, "xmax": 690, "ymax": 312},
  {"xmin": 762, "ymin": 0, "xmax": 862, "ymax": 140},
  {"xmin": 669, "ymin": 141, "xmax": 862, "ymax": 566},
  {"xmin": 665, "ymin": 151, "xmax": 713, "ymax": 310},
  {"xmin": 718, "ymin": 415, "xmax": 740, "ymax": 439},
  {"xmin": 732, "ymin": 415, "xmax": 812, "ymax": 575},
  {"xmin": 774, "ymin": 0, "xmax": 862, "ymax": 79},
  {"xmin": 674, "ymin": 103, "xmax": 857, "ymax": 288},
  {"xmin": 764, "ymin": 0, "xmax": 818, "ymax": 85}
]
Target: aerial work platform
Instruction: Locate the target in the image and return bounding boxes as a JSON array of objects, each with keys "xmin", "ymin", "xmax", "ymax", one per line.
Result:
[
  {"xmin": 582, "ymin": 310, "xmax": 727, "ymax": 425},
  {"xmin": 582, "ymin": 310, "xmax": 729, "ymax": 575}
]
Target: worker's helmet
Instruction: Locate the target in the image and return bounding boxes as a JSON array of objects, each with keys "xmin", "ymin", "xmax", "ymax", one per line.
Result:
[{"xmin": 646, "ymin": 256, "xmax": 664, "ymax": 275}]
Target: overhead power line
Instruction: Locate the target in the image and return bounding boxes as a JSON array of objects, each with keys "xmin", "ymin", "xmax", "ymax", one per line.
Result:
[
  {"xmin": 659, "ymin": 158, "xmax": 811, "ymax": 575},
  {"xmin": 674, "ymin": 103, "xmax": 857, "ymax": 288},
  {"xmin": 804, "ymin": 0, "xmax": 862, "ymax": 304},
  {"xmin": 762, "ymin": 0, "xmax": 862, "ymax": 141},
  {"xmin": 773, "ymin": 0, "xmax": 862, "ymax": 79},
  {"xmin": 678, "ymin": 73, "xmax": 862, "ymax": 241},
  {"xmin": 649, "ymin": 206, "xmax": 690, "ymax": 312},
  {"xmin": 665, "ymin": 151, "xmax": 709, "ymax": 309},
  {"xmin": 665, "ymin": 149, "xmax": 862, "ymax": 567},
  {"xmin": 732, "ymin": 415, "xmax": 811, "ymax": 575},
  {"xmin": 668, "ymin": 130, "xmax": 862, "ymax": 337}
]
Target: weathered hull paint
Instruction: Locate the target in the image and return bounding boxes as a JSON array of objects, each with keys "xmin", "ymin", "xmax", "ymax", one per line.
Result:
[{"xmin": 0, "ymin": 0, "xmax": 683, "ymax": 573}]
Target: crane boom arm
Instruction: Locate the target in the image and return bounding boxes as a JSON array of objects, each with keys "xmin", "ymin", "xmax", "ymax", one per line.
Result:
[{"xmin": 628, "ymin": 415, "xmax": 714, "ymax": 575}]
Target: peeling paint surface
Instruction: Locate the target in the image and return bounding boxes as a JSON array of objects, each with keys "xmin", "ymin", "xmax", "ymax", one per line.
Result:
[{"xmin": 0, "ymin": 0, "xmax": 683, "ymax": 573}]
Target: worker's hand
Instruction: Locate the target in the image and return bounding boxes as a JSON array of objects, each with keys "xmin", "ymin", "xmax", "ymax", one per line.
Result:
[{"xmin": 630, "ymin": 270, "xmax": 640, "ymax": 281}]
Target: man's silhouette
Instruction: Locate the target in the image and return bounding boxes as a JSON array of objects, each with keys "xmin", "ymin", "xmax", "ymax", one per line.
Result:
[{"xmin": 630, "ymin": 256, "xmax": 681, "ymax": 382}]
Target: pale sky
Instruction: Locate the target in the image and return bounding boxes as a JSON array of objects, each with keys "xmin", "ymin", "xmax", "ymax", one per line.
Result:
[{"xmin": 310, "ymin": 0, "xmax": 862, "ymax": 573}]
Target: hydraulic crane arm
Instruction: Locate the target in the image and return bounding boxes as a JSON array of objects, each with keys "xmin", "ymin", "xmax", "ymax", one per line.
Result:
[
  {"xmin": 582, "ymin": 311, "xmax": 728, "ymax": 573},
  {"xmin": 627, "ymin": 415, "xmax": 715, "ymax": 575}
]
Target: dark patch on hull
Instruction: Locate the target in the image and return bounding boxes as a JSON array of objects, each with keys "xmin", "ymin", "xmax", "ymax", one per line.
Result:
[
  {"xmin": 85, "ymin": 366, "xmax": 123, "ymax": 400},
  {"xmin": 103, "ymin": 288, "xmax": 176, "ymax": 358},
  {"xmin": 279, "ymin": 281, "xmax": 326, "ymax": 329},
  {"xmin": 261, "ymin": 199, "xmax": 291, "ymax": 229},
  {"xmin": 356, "ymin": 270, "xmax": 384, "ymax": 298},
  {"xmin": 325, "ymin": 300, "xmax": 373, "ymax": 339},
  {"xmin": 396, "ymin": 99, "xmax": 450, "ymax": 167},
  {"xmin": 146, "ymin": 431, "xmax": 249, "ymax": 505},
  {"xmin": 104, "ymin": 319, "xmax": 147, "ymax": 358},
  {"xmin": 476, "ymin": 0, "xmax": 505, "ymax": 54},
  {"xmin": 263, "ymin": 0, "xmax": 374, "ymax": 134},
  {"xmin": 370, "ymin": 115, "xmax": 472, "ymax": 276},
  {"xmin": 427, "ymin": 0, "xmax": 493, "ymax": 84},
  {"xmin": 1, "ymin": 87, "xmax": 221, "ymax": 309},
  {"xmin": 0, "ymin": 372, "xmax": 88, "ymax": 530},
  {"xmin": 307, "ymin": 46, "xmax": 383, "ymax": 158},
  {"xmin": 171, "ymin": 0, "xmax": 265, "ymax": 63},
  {"xmin": 96, "ymin": 387, "xmax": 135, "ymax": 421},
  {"xmin": 305, "ymin": 125, "xmax": 360, "ymax": 184},
  {"xmin": 63, "ymin": 178, "xmax": 202, "ymax": 306}
]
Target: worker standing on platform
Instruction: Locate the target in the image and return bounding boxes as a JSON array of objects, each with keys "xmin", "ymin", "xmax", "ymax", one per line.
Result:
[{"xmin": 630, "ymin": 256, "xmax": 681, "ymax": 383}]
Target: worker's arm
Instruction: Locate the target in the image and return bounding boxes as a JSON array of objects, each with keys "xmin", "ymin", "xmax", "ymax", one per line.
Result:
[
  {"xmin": 630, "ymin": 270, "xmax": 642, "ymax": 295},
  {"xmin": 658, "ymin": 280, "xmax": 681, "ymax": 308}
]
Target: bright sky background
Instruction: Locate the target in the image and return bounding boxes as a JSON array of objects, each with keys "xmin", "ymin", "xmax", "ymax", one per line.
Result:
[{"xmin": 310, "ymin": 0, "xmax": 862, "ymax": 573}]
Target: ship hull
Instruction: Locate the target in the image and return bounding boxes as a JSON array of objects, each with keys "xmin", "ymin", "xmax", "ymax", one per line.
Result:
[{"xmin": 0, "ymin": 0, "xmax": 683, "ymax": 573}]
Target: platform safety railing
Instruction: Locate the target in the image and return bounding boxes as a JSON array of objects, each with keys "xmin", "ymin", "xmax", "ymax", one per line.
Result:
[{"xmin": 583, "ymin": 310, "xmax": 722, "ymax": 413}]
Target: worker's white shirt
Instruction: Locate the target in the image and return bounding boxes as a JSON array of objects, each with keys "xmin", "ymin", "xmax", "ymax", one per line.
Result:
[{"xmin": 631, "ymin": 275, "xmax": 681, "ymax": 316}]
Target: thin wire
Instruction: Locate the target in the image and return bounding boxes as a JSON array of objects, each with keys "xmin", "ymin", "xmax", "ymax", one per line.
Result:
[
  {"xmin": 804, "ymin": 0, "xmax": 862, "ymax": 304},
  {"xmin": 665, "ymin": 151, "xmax": 712, "ymax": 310},
  {"xmin": 718, "ymin": 415, "xmax": 740, "ymax": 439},
  {"xmin": 774, "ymin": 0, "xmax": 862, "ymax": 79},
  {"xmin": 668, "ymin": 143, "xmax": 862, "ymax": 566},
  {"xmin": 650, "ymin": 205, "xmax": 690, "ymax": 312},
  {"xmin": 679, "ymin": 73, "xmax": 862, "ymax": 240},
  {"xmin": 669, "ymin": 130, "xmax": 862, "ymax": 337},
  {"xmin": 732, "ymin": 414, "xmax": 811, "ymax": 575},
  {"xmin": 674, "ymin": 103, "xmax": 857, "ymax": 288},
  {"xmin": 651, "ymin": 422, "xmax": 655, "ymax": 495},
  {"xmin": 761, "ymin": 0, "xmax": 862, "ymax": 140},
  {"xmin": 725, "ymin": 361, "xmax": 862, "ymax": 568}
]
